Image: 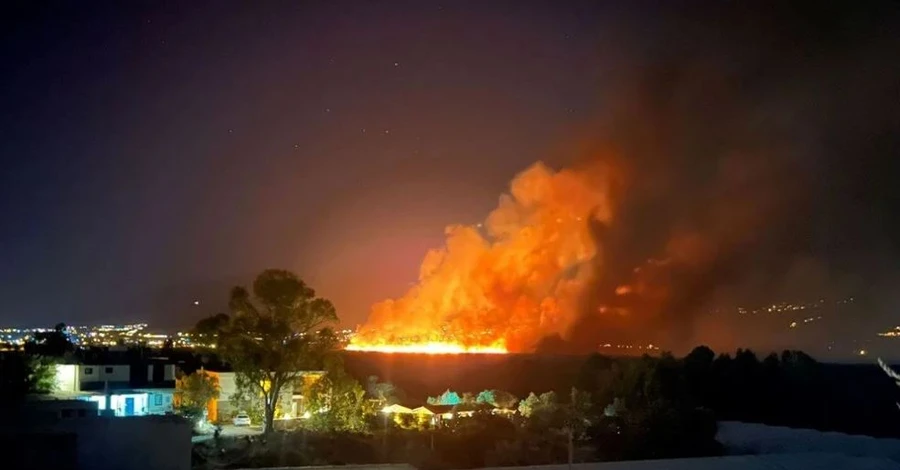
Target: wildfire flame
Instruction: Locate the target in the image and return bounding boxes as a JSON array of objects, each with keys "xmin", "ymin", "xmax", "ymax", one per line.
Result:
[
  {"xmin": 345, "ymin": 341, "xmax": 508, "ymax": 354},
  {"xmin": 348, "ymin": 161, "xmax": 616, "ymax": 354}
]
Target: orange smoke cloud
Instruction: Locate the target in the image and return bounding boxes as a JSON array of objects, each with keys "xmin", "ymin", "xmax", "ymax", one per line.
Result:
[{"xmin": 349, "ymin": 161, "xmax": 618, "ymax": 353}]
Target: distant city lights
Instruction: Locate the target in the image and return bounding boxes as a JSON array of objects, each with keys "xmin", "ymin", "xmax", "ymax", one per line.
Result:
[
  {"xmin": 0, "ymin": 324, "xmax": 357, "ymax": 351},
  {"xmin": 877, "ymin": 326, "xmax": 899, "ymax": 338}
]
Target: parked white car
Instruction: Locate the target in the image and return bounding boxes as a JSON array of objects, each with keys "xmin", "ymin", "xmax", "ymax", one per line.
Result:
[{"xmin": 233, "ymin": 412, "xmax": 251, "ymax": 426}]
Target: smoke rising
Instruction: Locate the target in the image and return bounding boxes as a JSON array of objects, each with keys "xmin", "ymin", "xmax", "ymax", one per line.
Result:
[
  {"xmin": 354, "ymin": 161, "xmax": 618, "ymax": 352},
  {"xmin": 353, "ymin": 2, "xmax": 900, "ymax": 354}
]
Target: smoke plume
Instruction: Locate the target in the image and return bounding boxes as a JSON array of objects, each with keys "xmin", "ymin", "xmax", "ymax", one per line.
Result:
[{"xmin": 354, "ymin": 2, "xmax": 900, "ymax": 354}]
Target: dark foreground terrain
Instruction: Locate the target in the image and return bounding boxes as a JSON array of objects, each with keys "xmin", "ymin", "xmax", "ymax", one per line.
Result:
[
  {"xmin": 341, "ymin": 350, "xmax": 900, "ymax": 437},
  {"xmin": 342, "ymin": 352, "xmax": 585, "ymax": 401}
]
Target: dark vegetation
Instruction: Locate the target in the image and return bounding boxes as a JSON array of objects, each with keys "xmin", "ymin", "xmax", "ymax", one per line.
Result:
[
  {"xmin": 193, "ymin": 347, "xmax": 900, "ymax": 469},
  {"xmin": 343, "ymin": 348, "xmax": 900, "ymax": 438}
]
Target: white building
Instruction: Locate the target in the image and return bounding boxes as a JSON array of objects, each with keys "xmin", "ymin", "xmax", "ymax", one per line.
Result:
[{"xmin": 52, "ymin": 363, "xmax": 176, "ymax": 417}]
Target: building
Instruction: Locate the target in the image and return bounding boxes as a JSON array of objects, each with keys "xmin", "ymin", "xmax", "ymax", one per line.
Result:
[
  {"xmin": 197, "ymin": 369, "xmax": 324, "ymax": 422},
  {"xmin": 379, "ymin": 402, "xmax": 505, "ymax": 427},
  {"xmin": 16, "ymin": 397, "xmax": 101, "ymax": 423},
  {"xmin": 381, "ymin": 403, "xmax": 516, "ymax": 426},
  {"xmin": 2, "ymin": 398, "xmax": 191, "ymax": 470},
  {"xmin": 52, "ymin": 362, "xmax": 176, "ymax": 417}
]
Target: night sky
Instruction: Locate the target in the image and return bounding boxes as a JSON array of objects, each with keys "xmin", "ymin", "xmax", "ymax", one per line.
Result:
[{"xmin": 2, "ymin": 1, "xmax": 899, "ymax": 339}]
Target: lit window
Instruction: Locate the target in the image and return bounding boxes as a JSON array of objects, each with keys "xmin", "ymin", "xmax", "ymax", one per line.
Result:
[{"xmin": 84, "ymin": 367, "xmax": 94, "ymax": 375}]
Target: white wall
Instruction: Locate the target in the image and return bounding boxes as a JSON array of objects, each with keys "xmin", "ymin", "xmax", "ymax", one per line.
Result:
[
  {"xmin": 146, "ymin": 390, "xmax": 174, "ymax": 415},
  {"xmin": 80, "ymin": 364, "xmax": 130, "ymax": 383},
  {"xmin": 216, "ymin": 372, "xmax": 238, "ymax": 398},
  {"xmin": 110, "ymin": 393, "xmax": 148, "ymax": 416},
  {"xmin": 84, "ymin": 393, "xmax": 153, "ymax": 416},
  {"xmin": 54, "ymin": 364, "xmax": 80, "ymax": 392}
]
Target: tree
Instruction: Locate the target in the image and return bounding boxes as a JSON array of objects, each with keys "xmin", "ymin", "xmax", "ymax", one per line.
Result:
[
  {"xmin": 476, "ymin": 389, "xmax": 495, "ymax": 405},
  {"xmin": 175, "ymin": 370, "xmax": 220, "ymax": 421},
  {"xmin": 569, "ymin": 388, "xmax": 593, "ymax": 428},
  {"xmin": 305, "ymin": 357, "xmax": 374, "ymax": 432},
  {"xmin": 476, "ymin": 389, "xmax": 518, "ymax": 410},
  {"xmin": 25, "ymin": 323, "xmax": 74, "ymax": 358},
  {"xmin": 195, "ymin": 269, "xmax": 339, "ymax": 434},
  {"xmin": 427, "ymin": 389, "xmax": 462, "ymax": 406},
  {"xmin": 494, "ymin": 390, "xmax": 519, "ymax": 410},
  {"xmin": 194, "ymin": 313, "xmax": 229, "ymax": 342},
  {"xmin": 366, "ymin": 376, "xmax": 403, "ymax": 405},
  {"xmin": 518, "ymin": 392, "xmax": 539, "ymax": 418},
  {"xmin": 0, "ymin": 353, "xmax": 60, "ymax": 402},
  {"xmin": 585, "ymin": 354, "xmax": 721, "ymax": 461},
  {"xmin": 518, "ymin": 391, "xmax": 558, "ymax": 420},
  {"xmin": 26, "ymin": 355, "xmax": 58, "ymax": 394},
  {"xmin": 684, "ymin": 346, "xmax": 715, "ymax": 407}
]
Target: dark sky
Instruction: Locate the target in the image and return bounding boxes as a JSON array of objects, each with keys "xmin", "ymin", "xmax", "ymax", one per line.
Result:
[{"xmin": 1, "ymin": 1, "xmax": 899, "ymax": 336}]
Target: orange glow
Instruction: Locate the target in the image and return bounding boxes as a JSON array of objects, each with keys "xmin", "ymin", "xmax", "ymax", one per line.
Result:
[
  {"xmin": 348, "ymin": 161, "xmax": 618, "ymax": 354},
  {"xmin": 345, "ymin": 341, "xmax": 508, "ymax": 354}
]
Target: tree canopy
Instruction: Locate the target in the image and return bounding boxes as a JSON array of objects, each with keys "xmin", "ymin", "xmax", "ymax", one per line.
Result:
[
  {"xmin": 194, "ymin": 269, "xmax": 338, "ymax": 433},
  {"xmin": 0, "ymin": 354, "xmax": 58, "ymax": 401},
  {"xmin": 305, "ymin": 357, "xmax": 375, "ymax": 432},
  {"xmin": 24, "ymin": 323, "xmax": 74, "ymax": 358},
  {"xmin": 427, "ymin": 389, "xmax": 462, "ymax": 406},
  {"xmin": 366, "ymin": 375, "xmax": 403, "ymax": 405},
  {"xmin": 175, "ymin": 370, "xmax": 219, "ymax": 420},
  {"xmin": 475, "ymin": 389, "xmax": 519, "ymax": 409}
]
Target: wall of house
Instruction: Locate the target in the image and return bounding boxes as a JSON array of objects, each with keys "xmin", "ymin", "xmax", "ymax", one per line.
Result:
[
  {"xmin": 82, "ymin": 393, "xmax": 152, "ymax": 417},
  {"xmin": 146, "ymin": 390, "xmax": 174, "ymax": 415},
  {"xmin": 214, "ymin": 371, "xmax": 237, "ymax": 397},
  {"xmin": 54, "ymin": 364, "xmax": 80, "ymax": 393},
  {"xmin": 80, "ymin": 364, "xmax": 130, "ymax": 385},
  {"xmin": 146, "ymin": 364, "xmax": 177, "ymax": 383},
  {"xmin": 110, "ymin": 393, "xmax": 149, "ymax": 416},
  {"xmin": 163, "ymin": 364, "xmax": 176, "ymax": 381}
]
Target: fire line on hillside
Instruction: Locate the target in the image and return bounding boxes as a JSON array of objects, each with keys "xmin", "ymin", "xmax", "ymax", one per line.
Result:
[
  {"xmin": 344, "ymin": 341, "xmax": 508, "ymax": 355},
  {"xmin": 346, "ymin": 161, "xmax": 619, "ymax": 355}
]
